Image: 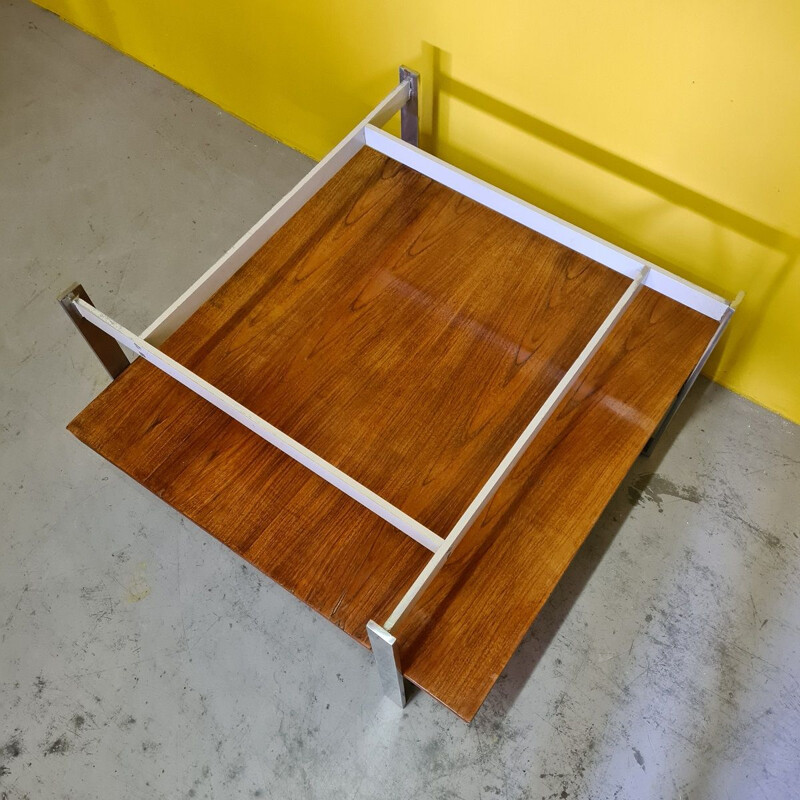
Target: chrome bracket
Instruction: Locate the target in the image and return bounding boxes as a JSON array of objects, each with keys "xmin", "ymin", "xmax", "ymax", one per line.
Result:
[
  {"xmin": 399, "ymin": 66, "xmax": 419, "ymax": 147},
  {"xmin": 366, "ymin": 620, "xmax": 406, "ymax": 707},
  {"xmin": 642, "ymin": 301, "xmax": 738, "ymax": 457},
  {"xmin": 59, "ymin": 283, "xmax": 130, "ymax": 379}
]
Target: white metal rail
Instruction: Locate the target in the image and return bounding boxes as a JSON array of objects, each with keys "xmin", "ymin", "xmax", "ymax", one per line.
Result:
[
  {"xmin": 366, "ymin": 268, "xmax": 656, "ymax": 706},
  {"xmin": 381, "ymin": 266, "xmax": 649, "ymax": 632},
  {"xmin": 363, "ymin": 124, "xmax": 729, "ymax": 321},
  {"xmin": 71, "ymin": 297, "xmax": 444, "ymax": 553},
  {"xmin": 141, "ymin": 81, "xmax": 414, "ymax": 346}
]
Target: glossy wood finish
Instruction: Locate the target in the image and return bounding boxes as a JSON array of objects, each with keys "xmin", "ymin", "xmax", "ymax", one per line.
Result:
[
  {"xmin": 154, "ymin": 148, "xmax": 631, "ymax": 535},
  {"xmin": 67, "ymin": 146, "xmax": 717, "ymax": 718},
  {"xmin": 396, "ymin": 289, "xmax": 718, "ymax": 719}
]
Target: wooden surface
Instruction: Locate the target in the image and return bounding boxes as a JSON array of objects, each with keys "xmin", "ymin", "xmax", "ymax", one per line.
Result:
[
  {"xmin": 397, "ymin": 289, "xmax": 717, "ymax": 719},
  {"xmin": 68, "ymin": 146, "xmax": 717, "ymax": 718},
  {"xmin": 148, "ymin": 147, "xmax": 631, "ymax": 535}
]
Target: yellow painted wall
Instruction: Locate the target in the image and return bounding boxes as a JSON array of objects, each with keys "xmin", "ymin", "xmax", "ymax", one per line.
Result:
[{"xmin": 35, "ymin": 0, "xmax": 800, "ymax": 422}]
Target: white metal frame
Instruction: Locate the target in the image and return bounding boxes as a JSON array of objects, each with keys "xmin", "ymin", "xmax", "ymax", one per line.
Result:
[{"xmin": 61, "ymin": 67, "xmax": 741, "ymax": 710}]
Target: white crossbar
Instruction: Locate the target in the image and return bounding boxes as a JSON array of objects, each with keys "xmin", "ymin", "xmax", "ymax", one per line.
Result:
[
  {"xmin": 383, "ymin": 268, "xmax": 649, "ymax": 631},
  {"xmin": 141, "ymin": 82, "xmax": 414, "ymax": 346},
  {"xmin": 363, "ymin": 125, "xmax": 729, "ymax": 322},
  {"xmin": 72, "ymin": 298, "xmax": 445, "ymax": 553}
]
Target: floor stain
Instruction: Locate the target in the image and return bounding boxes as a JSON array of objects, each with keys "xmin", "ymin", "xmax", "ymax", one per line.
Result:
[
  {"xmin": 0, "ymin": 738, "xmax": 21, "ymax": 760},
  {"xmin": 0, "ymin": 735, "xmax": 22, "ymax": 776},
  {"xmin": 125, "ymin": 562, "xmax": 151, "ymax": 603},
  {"xmin": 44, "ymin": 735, "xmax": 69, "ymax": 756},
  {"xmin": 628, "ymin": 473, "xmax": 705, "ymax": 513},
  {"xmin": 632, "ymin": 747, "xmax": 646, "ymax": 771}
]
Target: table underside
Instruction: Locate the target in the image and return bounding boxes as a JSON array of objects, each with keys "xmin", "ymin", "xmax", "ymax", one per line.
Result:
[{"xmin": 68, "ymin": 147, "xmax": 718, "ymax": 721}]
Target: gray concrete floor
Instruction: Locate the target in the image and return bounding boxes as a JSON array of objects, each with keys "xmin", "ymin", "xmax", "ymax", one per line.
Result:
[{"xmin": 2, "ymin": 2, "xmax": 799, "ymax": 798}]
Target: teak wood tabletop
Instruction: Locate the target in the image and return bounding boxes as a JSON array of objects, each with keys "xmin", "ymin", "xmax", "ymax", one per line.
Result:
[{"xmin": 68, "ymin": 148, "xmax": 718, "ymax": 720}]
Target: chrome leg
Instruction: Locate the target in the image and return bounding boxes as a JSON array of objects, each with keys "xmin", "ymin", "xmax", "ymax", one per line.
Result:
[
  {"xmin": 59, "ymin": 284, "xmax": 130, "ymax": 379},
  {"xmin": 642, "ymin": 304, "xmax": 735, "ymax": 456},
  {"xmin": 399, "ymin": 66, "xmax": 419, "ymax": 147},
  {"xmin": 366, "ymin": 620, "xmax": 406, "ymax": 707}
]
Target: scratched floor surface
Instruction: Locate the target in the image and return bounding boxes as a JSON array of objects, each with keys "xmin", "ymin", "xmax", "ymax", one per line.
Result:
[{"xmin": 1, "ymin": 2, "xmax": 799, "ymax": 798}]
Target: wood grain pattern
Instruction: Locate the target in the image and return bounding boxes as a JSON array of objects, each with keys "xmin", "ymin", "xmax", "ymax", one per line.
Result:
[
  {"xmin": 70, "ymin": 358, "xmax": 432, "ymax": 636},
  {"xmin": 395, "ymin": 289, "xmax": 718, "ymax": 720},
  {"xmin": 67, "ymin": 146, "xmax": 717, "ymax": 717},
  {"xmin": 151, "ymin": 148, "xmax": 631, "ymax": 534}
]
